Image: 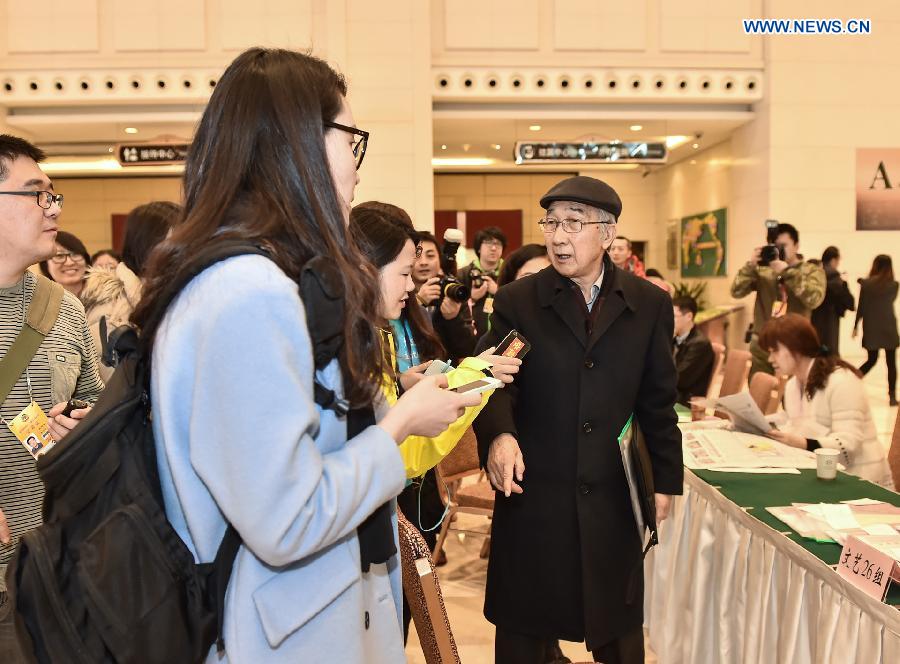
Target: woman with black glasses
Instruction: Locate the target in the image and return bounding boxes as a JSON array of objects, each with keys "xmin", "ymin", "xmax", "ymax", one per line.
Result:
[
  {"xmin": 131, "ymin": 48, "xmax": 477, "ymax": 662},
  {"xmin": 38, "ymin": 229, "xmax": 91, "ymax": 298}
]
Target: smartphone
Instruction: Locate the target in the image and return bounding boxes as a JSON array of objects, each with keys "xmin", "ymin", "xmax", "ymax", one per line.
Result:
[
  {"xmin": 424, "ymin": 359, "xmax": 452, "ymax": 376},
  {"xmin": 451, "ymin": 377, "xmax": 503, "ymax": 394},
  {"xmin": 61, "ymin": 399, "xmax": 90, "ymax": 417},
  {"xmin": 495, "ymin": 330, "xmax": 532, "ymax": 360}
]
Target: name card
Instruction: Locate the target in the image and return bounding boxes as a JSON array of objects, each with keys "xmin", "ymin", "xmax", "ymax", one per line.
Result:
[{"xmin": 836, "ymin": 535, "xmax": 897, "ymax": 601}]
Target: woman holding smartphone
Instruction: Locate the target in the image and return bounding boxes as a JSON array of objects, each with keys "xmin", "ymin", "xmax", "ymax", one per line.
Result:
[{"xmin": 132, "ymin": 48, "xmax": 481, "ymax": 662}]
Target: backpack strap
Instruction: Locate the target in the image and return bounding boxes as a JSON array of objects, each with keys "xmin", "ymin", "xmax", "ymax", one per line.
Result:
[
  {"xmin": 0, "ymin": 274, "xmax": 64, "ymax": 404},
  {"xmin": 213, "ymin": 524, "xmax": 242, "ymax": 656}
]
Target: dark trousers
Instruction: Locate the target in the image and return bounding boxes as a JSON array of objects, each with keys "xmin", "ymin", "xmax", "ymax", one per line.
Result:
[
  {"xmin": 495, "ymin": 625, "xmax": 645, "ymax": 664},
  {"xmin": 0, "ymin": 592, "xmax": 31, "ymax": 664},
  {"xmin": 859, "ymin": 348, "xmax": 897, "ymax": 398}
]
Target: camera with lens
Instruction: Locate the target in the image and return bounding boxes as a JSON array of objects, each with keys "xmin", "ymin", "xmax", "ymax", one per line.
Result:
[
  {"xmin": 757, "ymin": 219, "xmax": 786, "ymax": 267},
  {"xmin": 466, "ymin": 265, "xmax": 485, "ymax": 290},
  {"xmin": 438, "ymin": 276, "xmax": 470, "ymax": 303},
  {"xmin": 437, "ymin": 228, "xmax": 470, "ymax": 303}
]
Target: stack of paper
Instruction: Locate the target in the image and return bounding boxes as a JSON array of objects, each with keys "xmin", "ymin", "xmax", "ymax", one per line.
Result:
[
  {"xmin": 682, "ymin": 428, "xmax": 817, "ymax": 472},
  {"xmin": 767, "ymin": 500, "xmax": 900, "ymax": 545}
]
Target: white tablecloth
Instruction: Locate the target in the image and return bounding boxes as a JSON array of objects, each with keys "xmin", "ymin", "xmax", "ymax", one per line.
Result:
[{"xmin": 644, "ymin": 470, "xmax": 900, "ymax": 663}]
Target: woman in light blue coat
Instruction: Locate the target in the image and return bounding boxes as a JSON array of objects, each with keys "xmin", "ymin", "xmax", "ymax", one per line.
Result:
[{"xmin": 131, "ymin": 48, "xmax": 481, "ymax": 663}]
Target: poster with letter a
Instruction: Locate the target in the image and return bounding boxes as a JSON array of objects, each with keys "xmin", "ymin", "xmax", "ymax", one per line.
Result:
[{"xmin": 857, "ymin": 148, "xmax": 900, "ymax": 230}]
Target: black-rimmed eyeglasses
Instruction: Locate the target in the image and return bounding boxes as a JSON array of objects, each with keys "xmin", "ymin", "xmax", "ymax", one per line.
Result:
[
  {"xmin": 324, "ymin": 121, "xmax": 369, "ymax": 170},
  {"xmin": 0, "ymin": 190, "xmax": 64, "ymax": 209}
]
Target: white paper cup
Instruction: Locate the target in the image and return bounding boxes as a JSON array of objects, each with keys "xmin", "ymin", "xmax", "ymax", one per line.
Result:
[{"xmin": 815, "ymin": 448, "xmax": 840, "ymax": 480}]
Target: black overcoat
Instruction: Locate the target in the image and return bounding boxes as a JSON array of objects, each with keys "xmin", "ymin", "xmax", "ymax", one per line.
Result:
[
  {"xmin": 473, "ymin": 256, "xmax": 683, "ymax": 650},
  {"xmin": 855, "ymin": 278, "xmax": 899, "ymax": 350}
]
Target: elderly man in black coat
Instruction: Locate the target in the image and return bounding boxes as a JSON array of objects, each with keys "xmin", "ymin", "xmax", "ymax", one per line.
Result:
[{"xmin": 473, "ymin": 176, "xmax": 683, "ymax": 664}]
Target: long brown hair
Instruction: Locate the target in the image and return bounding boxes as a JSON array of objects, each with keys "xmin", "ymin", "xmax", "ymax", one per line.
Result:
[
  {"xmin": 758, "ymin": 314, "xmax": 861, "ymax": 398},
  {"xmin": 350, "ymin": 202, "xmax": 446, "ymax": 362},
  {"xmin": 132, "ymin": 48, "xmax": 385, "ymax": 405},
  {"xmin": 868, "ymin": 254, "xmax": 894, "ymax": 285}
]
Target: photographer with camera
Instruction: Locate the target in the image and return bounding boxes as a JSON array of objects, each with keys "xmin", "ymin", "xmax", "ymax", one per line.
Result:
[
  {"xmin": 459, "ymin": 226, "xmax": 506, "ymax": 337},
  {"xmin": 413, "ymin": 230, "xmax": 477, "ymax": 361},
  {"xmin": 731, "ymin": 221, "xmax": 825, "ymax": 377}
]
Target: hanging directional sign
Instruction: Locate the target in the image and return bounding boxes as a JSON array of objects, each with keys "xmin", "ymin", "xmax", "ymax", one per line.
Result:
[
  {"xmin": 116, "ymin": 143, "xmax": 190, "ymax": 166},
  {"xmin": 514, "ymin": 141, "xmax": 667, "ymax": 165}
]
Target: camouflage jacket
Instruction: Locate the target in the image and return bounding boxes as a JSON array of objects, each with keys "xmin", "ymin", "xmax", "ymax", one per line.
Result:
[{"xmin": 730, "ymin": 260, "xmax": 826, "ymax": 334}]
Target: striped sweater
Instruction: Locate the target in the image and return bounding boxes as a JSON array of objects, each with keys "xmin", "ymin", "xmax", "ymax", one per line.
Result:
[{"xmin": 0, "ymin": 271, "xmax": 103, "ymax": 590}]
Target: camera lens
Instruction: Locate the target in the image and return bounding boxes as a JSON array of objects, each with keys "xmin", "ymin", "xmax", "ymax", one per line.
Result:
[{"xmin": 443, "ymin": 281, "xmax": 470, "ymax": 303}]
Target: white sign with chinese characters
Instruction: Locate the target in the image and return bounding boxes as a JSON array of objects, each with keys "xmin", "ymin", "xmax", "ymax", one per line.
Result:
[{"xmin": 836, "ymin": 535, "xmax": 898, "ymax": 602}]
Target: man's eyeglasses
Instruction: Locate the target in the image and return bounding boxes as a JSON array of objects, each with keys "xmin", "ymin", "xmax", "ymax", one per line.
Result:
[
  {"xmin": 324, "ymin": 121, "xmax": 369, "ymax": 170},
  {"xmin": 538, "ymin": 217, "xmax": 610, "ymax": 234},
  {"xmin": 0, "ymin": 190, "xmax": 64, "ymax": 209},
  {"xmin": 50, "ymin": 252, "xmax": 85, "ymax": 265}
]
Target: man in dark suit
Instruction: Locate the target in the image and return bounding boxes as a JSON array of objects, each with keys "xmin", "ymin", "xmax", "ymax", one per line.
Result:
[
  {"xmin": 473, "ymin": 176, "xmax": 683, "ymax": 664},
  {"xmin": 672, "ymin": 295, "xmax": 716, "ymax": 405}
]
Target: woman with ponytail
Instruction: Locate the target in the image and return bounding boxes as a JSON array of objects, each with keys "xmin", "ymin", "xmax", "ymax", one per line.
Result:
[{"xmin": 759, "ymin": 314, "xmax": 892, "ymax": 486}]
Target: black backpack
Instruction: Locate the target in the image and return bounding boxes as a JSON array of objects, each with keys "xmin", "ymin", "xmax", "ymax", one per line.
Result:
[{"xmin": 6, "ymin": 242, "xmax": 349, "ymax": 663}]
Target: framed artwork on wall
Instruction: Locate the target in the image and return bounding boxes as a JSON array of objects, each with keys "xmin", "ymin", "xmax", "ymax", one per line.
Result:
[
  {"xmin": 681, "ymin": 208, "xmax": 727, "ymax": 278},
  {"xmin": 666, "ymin": 219, "xmax": 679, "ymax": 270},
  {"xmin": 856, "ymin": 148, "xmax": 900, "ymax": 230}
]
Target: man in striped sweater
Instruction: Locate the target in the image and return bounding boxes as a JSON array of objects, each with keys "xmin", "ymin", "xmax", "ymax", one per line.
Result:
[{"xmin": 0, "ymin": 135, "xmax": 103, "ymax": 661}]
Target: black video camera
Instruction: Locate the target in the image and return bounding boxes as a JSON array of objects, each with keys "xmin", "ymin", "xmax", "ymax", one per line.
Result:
[{"xmin": 758, "ymin": 219, "xmax": 786, "ymax": 267}]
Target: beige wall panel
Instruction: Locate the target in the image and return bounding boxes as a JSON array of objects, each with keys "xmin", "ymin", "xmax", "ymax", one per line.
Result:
[
  {"xmin": 435, "ymin": 175, "xmax": 485, "ymax": 197},
  {"xmin": 218, "ymin": 0, "xmax": 314, "ymax": 51},
  {"xmin": 343, "ymin": 0, "xmax": 433, "ymax": 230},
  {"xmin": 358, "ymin": 122, "xmax": 417, "ymax": 157},
  {"xmin": 111, "ymin": 0, "xmax": 206, "ymax": 52},
  {"xmin": 484, "ymin": 174, "xmax": 532, "ymax": 196},
  {"xmin": 553, "ymin": 0, "xmax": 646, "ymax": 52},
  {"xmin": 659, "ymin": 0, "xmax": 753, "ymax": 54},
  {"xmin": 444, "ymin": 0, "xmax": 540, "ymax": 50},
  {"xmin": 7, "ymin": 0, "xmax": 99, "ymax": 53},
  {"xmin": 346, "ymin": 53, "xmax": 415, "ymax": 89},
  {"xmin": 348, "ymin": 87, "xmax": 416, "ymax": 122},
  {"xmin": 347, "ymin": 19, "xmax": 416, "ymax": 56},
  {"xmin": 347, "ymin": 0, "xmax": 417, "ymax": 23},
  {"xmin": 654, "ymin": 141, "xmax": 735, "ymax": 307},
  {"xmin": 55, "ymin": 177, "xmax": 182, "ymax": 253}
]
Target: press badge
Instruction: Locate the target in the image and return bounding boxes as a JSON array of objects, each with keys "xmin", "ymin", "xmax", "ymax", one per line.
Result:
[
  {"xmin": 6, "ymin": 401, "xmax": 56, "ymax": 459},
  {"xmin": 483, "ymin": 296, "xmax": 494, "ymax": 314}
]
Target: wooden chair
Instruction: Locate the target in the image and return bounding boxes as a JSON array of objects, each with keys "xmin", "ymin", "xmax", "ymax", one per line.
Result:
[
  {"xmin": 398, "ymin": 510, "xmax": 461, "ymax": 664},
  {"xmin": 749, "ymin": 372, "xmax": 780, "ymax": 414},
  {"xmin": 718, "ymin": 348, "xmax": 752, "ymax": 398},
  {"xmin": 888, "ymin": 406, "xmax": 900, "ymax": 490},
  {"xmin": 706, "ymin": 342, "xmax": 727, "ymax": 399},
  {"xmin": 433, "ymin": 427, "xmax": 495, "ymax": 562}
]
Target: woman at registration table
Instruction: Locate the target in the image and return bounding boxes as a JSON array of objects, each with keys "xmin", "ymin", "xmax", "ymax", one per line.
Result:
[{"xmin": 759, "ymin": 314, "xmax": 893, "ymax": 487}]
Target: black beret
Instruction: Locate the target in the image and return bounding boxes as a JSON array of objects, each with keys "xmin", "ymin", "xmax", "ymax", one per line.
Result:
[{"xmin": 539, "ymin": 176, "xmax": 622, "ymax": 219}]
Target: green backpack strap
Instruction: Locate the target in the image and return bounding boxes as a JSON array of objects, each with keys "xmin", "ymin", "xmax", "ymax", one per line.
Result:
[{"xmin": 0, "ymin": 274, "xmax": 64, "ymax": 404}]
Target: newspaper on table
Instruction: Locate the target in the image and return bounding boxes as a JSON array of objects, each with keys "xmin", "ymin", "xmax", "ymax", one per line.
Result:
[
  {"xmin": 681, "ymin": 427, "xmax": 818, "ymax": 471},
  {"xmin": 696, "ymin": 392, "xmax": 778, "ymax": 435}
]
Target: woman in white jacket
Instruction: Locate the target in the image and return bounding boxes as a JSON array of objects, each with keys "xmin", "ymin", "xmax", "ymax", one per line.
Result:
[{"xmin": 759, "ymin": 314, "xmax": 892, "ymax": 487}]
